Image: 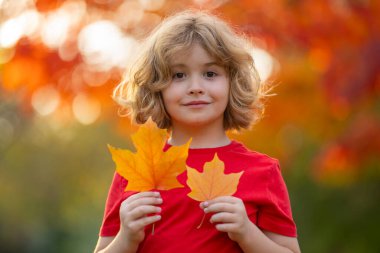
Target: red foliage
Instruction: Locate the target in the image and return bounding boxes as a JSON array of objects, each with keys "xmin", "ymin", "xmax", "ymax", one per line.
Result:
[{"xmin": 1, "ymin": 0, "xmax": 379, "ymax": 184}]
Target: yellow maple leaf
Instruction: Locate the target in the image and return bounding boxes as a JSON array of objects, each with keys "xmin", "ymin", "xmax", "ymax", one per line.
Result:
[
  {"xmin": 108, "ymin": 121, "xmax": 190, "ymax": 192},
  {"xmin": 187, "ymin": 154, "xmax": 243, "ymax": 201}
]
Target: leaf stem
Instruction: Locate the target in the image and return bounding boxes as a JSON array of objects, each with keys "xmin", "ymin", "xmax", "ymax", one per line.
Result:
[{"xmin": 197, "ymin": 213, "xmax": 206, "ymax": 229}]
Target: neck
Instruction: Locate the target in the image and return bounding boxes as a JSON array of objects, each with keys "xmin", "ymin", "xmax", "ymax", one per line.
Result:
[{"xmin": 168, "ymin": 122, "xmax": 230, "ymax": 149}]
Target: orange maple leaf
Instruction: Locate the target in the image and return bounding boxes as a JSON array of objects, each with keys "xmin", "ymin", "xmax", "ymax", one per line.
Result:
[
  {"xmin": 186, "ymin": 154, "xmax": 243, "ymax": 201},
  {"xmin": 108, "ymin": 121, "xmax": 190, "ymax": 192}
]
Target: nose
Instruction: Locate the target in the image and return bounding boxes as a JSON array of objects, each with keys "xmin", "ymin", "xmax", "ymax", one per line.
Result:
[{"xmin": 187, "ymin": 75, "xmax": 204, "ymax": 95}]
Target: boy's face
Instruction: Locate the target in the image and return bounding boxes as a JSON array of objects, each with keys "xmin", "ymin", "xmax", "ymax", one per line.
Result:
[{"xmin": 162, "ymin": 42, "xmax": 229, "ymax": 130}]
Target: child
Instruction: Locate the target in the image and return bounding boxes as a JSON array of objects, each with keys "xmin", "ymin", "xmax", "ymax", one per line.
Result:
[{"xmin": 94, "ymin": 10, "xmax": 300, "ymax": 253}]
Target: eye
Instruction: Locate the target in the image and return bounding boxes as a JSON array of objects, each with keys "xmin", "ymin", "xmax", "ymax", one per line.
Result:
[
  {"xmin": 205, "ymin": 71, "xmax": 217, "ymax": 78},
  {"xmin": 172, "ymin": 72, "xmax": 185, "ymax": 79}
]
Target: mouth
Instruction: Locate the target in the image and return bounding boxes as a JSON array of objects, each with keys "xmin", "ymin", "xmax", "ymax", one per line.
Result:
[{"xmin": 184, "ymin": 101, "xmax": 210, "ymax": 106}]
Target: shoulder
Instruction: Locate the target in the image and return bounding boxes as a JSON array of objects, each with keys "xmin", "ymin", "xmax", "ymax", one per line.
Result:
[
  {"xmin": 226, "ymin": 140, "xmax": 279, "ymax": 168},
  {"xmin": 225, "ymin": 141, "xmax": 288, "ymax": 198}
]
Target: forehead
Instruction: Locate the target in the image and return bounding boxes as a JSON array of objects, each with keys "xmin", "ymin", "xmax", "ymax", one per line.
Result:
[{"xmin": 168, "ymin": 42, "xmax": 220, "ymax": 67}]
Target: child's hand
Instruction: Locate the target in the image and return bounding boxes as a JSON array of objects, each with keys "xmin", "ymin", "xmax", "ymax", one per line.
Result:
[
  {"xmin": 200, "ymin": 196, "xmax": 252, "ymax": 243},
  {"xmin": 119, "ymin": 191, "xmax": 162, "ymax": 246}
]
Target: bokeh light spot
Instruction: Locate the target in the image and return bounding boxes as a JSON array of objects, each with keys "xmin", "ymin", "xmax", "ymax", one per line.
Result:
[
  {"xmin": 139, "ymin": 0, "xmax": 165, "ymax": 11},
  {"xmin": 115, "ymin": 0, "xmax": 144, "ymax": 29},
  {"xmin": 19, "ymin": 9, "xmax": 41, "ymax": 38},
  {"xmin": 251, "ymin": 48, "xmax": 275, "ymax": 82},
  {"xmin": 31, "ymin": 85, "xmax": 61, "ymax": 116},
  {"xmin": 72, "ymin": 93, "xmax": 101, "ymax": 125},
  {"xmin": 40, "ymin": 11, "xmax": 70, "ymax": 48},
  {"xmin": 0, "ymin": 18, "xmax": 24, "ymax": 48},
  {"xmin": 0, "ymin": 0, "xmax": 34, "ymax": 17},
  {"xmin": 40, "ymin": 0, "xmax": 86, "ymax": 49},
  {"xmin": 0, "ymin": 9, "xmax": 41, "ymax": 48},
  {"xmin": 78, "ymin": 20, "xmax": 137, "ymax": 71}
]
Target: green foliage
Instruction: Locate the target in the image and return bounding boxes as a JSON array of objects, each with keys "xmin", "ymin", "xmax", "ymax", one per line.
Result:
[
  {"xmin": 0, "ymin": 100, "xmax": 133, "ymax": 252},
  {"xmin": 1, "ymin": 0, "xmax": 379, "ymax": 252},
  {"xmin": 289, "ymin": 173, "xmax": 380, "ymax": 253},
  {"xmin": 1, "ymin": 98, "xmax": 379, "ymax": 252}
]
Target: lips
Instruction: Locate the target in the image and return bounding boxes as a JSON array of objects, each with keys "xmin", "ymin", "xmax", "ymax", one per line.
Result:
[{"xmin": 184, "ymin": 101, "xmax": 210, "ymax": 106}]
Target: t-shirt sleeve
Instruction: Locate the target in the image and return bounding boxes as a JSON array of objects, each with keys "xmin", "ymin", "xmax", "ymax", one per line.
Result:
[
  {"xmin": 257, "ymin": 162, "xmax": 297, "ymax": 237},
  {"xmin": 99, "ymin": 172, "xmax": 131, "ymax": 237}
]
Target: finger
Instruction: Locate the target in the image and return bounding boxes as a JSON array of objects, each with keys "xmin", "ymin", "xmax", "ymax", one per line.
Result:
[
  {"xmin": 210, "ymin": 212, "xmax": 236, "ymax": 224},
  {"xmin": 124, "ymin": 196, "xmax": 163, "ymax": 211},
  {"xmin": 127, "ymin": 215, "xmax": 161, "ymax": 232},
  {"xmin": 203, "ymin": 203, "xmax": 235, "ymax": 214},
  {"xmin": 127, "ymin": 205, "xmax": 162, "ymax": 221},
  {"xmin": 126, "ymin": 191, "xmax": 161, "ymax": 202},
  {"xmin": 121, "ymin": 192, "xmax": 162, "ymax": 212},
  {"xmin": 201, "ymin": 197, "xmax": 237, "ymax": 208},
  {"xmin": 215, "ymin": 223, "xmax": 239, "ymax": 233},
  {"xmin": 207, "ymin": 196, "xmax": 240, "ymax": 205}
]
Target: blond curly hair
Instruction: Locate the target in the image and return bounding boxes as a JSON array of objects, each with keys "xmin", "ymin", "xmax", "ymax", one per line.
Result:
[{"xmin": 113, "ymin": 10, "xmax": 267, "ymax": 130}]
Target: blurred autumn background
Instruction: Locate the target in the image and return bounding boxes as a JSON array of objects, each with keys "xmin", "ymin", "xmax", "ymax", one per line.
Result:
[{"xmin": 0, "ymin": 0, "xmax": 379, "ymax": 252}]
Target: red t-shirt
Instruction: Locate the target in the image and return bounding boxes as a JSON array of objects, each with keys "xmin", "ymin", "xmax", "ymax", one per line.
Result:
[{"xmin": 100, "ymin": 141, "xmax": 297, "ymax": 252}]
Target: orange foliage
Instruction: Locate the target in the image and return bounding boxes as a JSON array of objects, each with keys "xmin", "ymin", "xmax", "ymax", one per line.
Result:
[
  {"xmin": 35, "ymin": 0, "xmax": 65, "ymax": 12},
  {"xmin": 2, "ymin": 57, "xmax": 47, "ymax": 92},
  {"xmin": 314, "ymin": 115, "xmax": 380, "ymax": 185},
  {"xmin": 1, "ymin": 0, "xmax": 379, "ymax": 185}
]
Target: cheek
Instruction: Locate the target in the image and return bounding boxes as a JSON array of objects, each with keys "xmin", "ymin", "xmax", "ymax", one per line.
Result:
[
  {"xmin": 162, "ymin": 85, "xmax": 184, "ymax": 103},
  {"xmin": 215, "ymin": 83, "xmax": 230, "ymax": 105},
  {"xmin": 161, "ymin": 87, "xmax": 172, "ymax": 104},
  {"xmin": 161, "ymin": 88, "xmax": 178, "ymax": 114}
]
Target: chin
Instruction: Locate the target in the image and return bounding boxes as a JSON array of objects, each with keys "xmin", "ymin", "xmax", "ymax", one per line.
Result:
[{"xmin": 185, "ymin": 118, "xmax": 220, "ymax": 127}]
